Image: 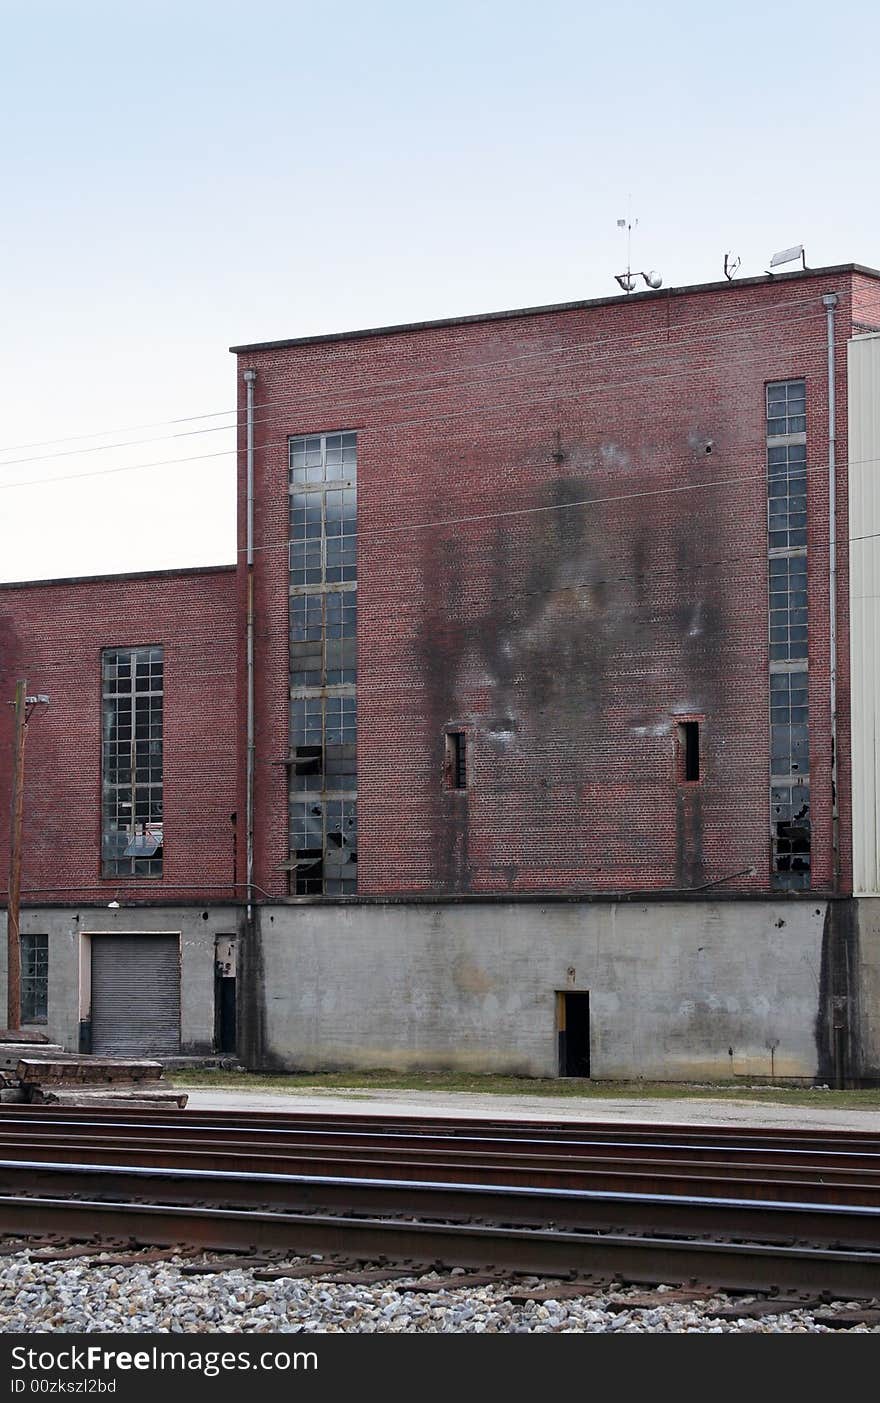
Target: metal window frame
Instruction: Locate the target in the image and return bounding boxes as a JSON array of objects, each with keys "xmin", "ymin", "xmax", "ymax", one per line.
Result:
[
  {"xmin": 20, "ymin": 932, "xmax": 48, "ymax": 1024},
  {"xmin": 101, "ymin": 645, "xmax": 164, "ymax": 879},
  {"xmin": 288, "ymin": 431, "xmax": 358, "ymax": 897},
  {"xmin": 766, "ymin": 379, "xmax": 810, "ymax": 887}
]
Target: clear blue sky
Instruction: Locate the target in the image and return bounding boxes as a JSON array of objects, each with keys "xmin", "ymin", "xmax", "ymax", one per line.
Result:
[{"xmin": 1, "ymin": 0, "xmax": 877, "ymax": 581}]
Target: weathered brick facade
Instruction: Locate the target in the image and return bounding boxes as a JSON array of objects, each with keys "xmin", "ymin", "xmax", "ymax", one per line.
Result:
[
  {"xmin": 0, "ymin": 566, "xmax": 238, "ymax": 905},
  {"xmin": 3, "ymin": 262, "xmax": 880, "ymax": 1079},
  {"xmin": 234, "ymin": 265, "xmax": 879, "ymax": 899}
]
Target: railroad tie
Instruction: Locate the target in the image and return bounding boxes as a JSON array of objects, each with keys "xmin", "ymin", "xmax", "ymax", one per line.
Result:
[
  {"xmin": 252, "ymin": 1261, "xmax": 377, "ymax": 1282},
  {"xmin": 710, "ymin": 1299, "xmax": 824, "ymax": 1321},
  {"xmin": 181, "ymin": 1257, "xmax": 291, "ymax": 1276},
  {"xmin": 811, "ymin": 1307, "xmax": 880, "ymax": 1329},
  {"xmin": 505, "ymin": 1281, "xmax": 616, "ymax": 1304},
  {"xmin": 605, "ymin": 1289, "xmax": 719, "ymax": 1310},
  {"xmin": 397, "ymin": 1273, "xmax": 504, "ymax": 1293}
]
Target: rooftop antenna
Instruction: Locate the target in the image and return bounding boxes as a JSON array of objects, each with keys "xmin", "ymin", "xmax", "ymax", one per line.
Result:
[
  {"xmin": 615, "ymin": 210, "xmax": 662, "ymax": 293},
  {"xmin": 767, "ymin": 243, "xmax": 806, "ymax": 274},
  {"xmin": 723, "ymin": 252, "xmax": 741, "ymax": 281}
]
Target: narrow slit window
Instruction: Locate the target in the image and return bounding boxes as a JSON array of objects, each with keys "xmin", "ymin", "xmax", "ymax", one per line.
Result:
[
  {"xmin": 678, "ymin": 721, "xmax": 700, "ymax": 782},
  {"xmin": 446, "ymin": 731, "xmax": 468, "ymax": 790}
]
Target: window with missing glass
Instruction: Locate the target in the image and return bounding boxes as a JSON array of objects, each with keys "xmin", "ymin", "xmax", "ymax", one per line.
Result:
[
  {"xmin": 288, "ymin": 432, "xmax": 357, "ymax": 895},
  {"xmin": 102, "ymin": 646, "xmax": 163, "ymax": 877},
  {"xmin": 20, "ymin": 933, "xmax": 48, "ymax": 1024}
]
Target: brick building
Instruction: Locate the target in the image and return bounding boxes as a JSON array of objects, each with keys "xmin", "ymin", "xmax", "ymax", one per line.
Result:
[
  {"xmin": 0, "ymin": 567, "xmax": 239, "ymax": 1055},
  {"xmin": 4, "ymin": 262, "xmax": 880, "ymax": 1080}
]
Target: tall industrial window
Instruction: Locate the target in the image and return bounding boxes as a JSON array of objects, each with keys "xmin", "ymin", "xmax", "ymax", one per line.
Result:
[
  {"xmin": 288, "ymin": 433, "xmax": 357, "ymax": 895},
  {"xmin": 766, "ymin": 381, "xmax": 810, "ymax": 888},
  {"xmin": 101, "ymin": 646, "xmax": 164, "ymax": 877},
  {"xmin": 20, "ymin": 933, "xmax": 48, "ymax": 1024}
]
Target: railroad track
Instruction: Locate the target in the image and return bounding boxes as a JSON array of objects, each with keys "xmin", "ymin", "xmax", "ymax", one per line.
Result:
[{"xmin": 1, "ymin": 1106, "xmax": 880, "ymax": 1300}]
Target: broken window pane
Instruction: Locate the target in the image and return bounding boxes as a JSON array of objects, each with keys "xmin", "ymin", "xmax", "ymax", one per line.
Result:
[
  {"xmin": 766, "ymin": 381, "xmax": 809, "ymax": 883},
  {"xmin": 101, "ymin": 646, "xmax": 163, "ymax": 877},
  {"xmin": 288, "ymin": 431, "xmax": 358, "ymax": 895},
  {"xmin": 771, "ymin": 783, "xmax": 811, "ymax": 889}
]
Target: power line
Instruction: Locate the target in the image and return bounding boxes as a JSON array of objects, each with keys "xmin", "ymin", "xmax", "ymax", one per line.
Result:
[
  {"xmin": 0, "ymin": 300, "xmax": 824, "ymax": 474},
  {"xmin": 0, "ymin": 323, "xmax": 850, "ymax": 492},
  {"xmin": 7, "ymin": 518, "xmax": 880, "ymax": 647},
  {"xmin": 0, "ymin": 291, "xmax": 835, "ymax": 464},
  {"xmin": 254, "ymin": 455, "xmax": 880, "ymax": 560},
  {"xmin": 0, "ymin": 439, "xmax": 878, "ymax": 574}
]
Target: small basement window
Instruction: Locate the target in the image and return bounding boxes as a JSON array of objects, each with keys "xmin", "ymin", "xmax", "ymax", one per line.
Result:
[
  {"xmin": 677, "ymin": 721, "xmax": 700, "ymax": 782},
  {"xmin": 20, "ymin": 933, "xmax": 48, "ymax": 1025},
  {"xmin": 445, "ymin": 731, "xmax": 468, "ymax": 790}
]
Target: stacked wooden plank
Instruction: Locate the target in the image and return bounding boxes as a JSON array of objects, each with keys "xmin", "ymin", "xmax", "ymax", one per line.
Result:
[{"xmin": 0, "ymin": 1045, "xmax": 187, "ymax": 1108}]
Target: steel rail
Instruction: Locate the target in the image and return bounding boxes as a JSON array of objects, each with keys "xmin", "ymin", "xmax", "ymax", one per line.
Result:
[
  {"xmin": 4, "ymin": 1159, "xmax": 880, "ymax": 1249},
  {"xmin": 1, "ymin": 1136, "xmax": 880, "ymax": 1203},
  {"xmin": 2, "ymin": 1194, "xmax": 880, "ymax": 1299},
  {"xmin": 3, "ymin": 1111, "xmax": 880, "ymax": 1167},
  {"xmin": 3, "ymin": 1106, "xmax": 880, "ymax": 1151}
]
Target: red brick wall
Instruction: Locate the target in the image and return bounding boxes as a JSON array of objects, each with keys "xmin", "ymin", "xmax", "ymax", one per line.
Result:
[
  {"xmin": 237, "ymin": 269, "xmax": 869, "ymax": 898},
  {"xmin": 0, "ymin": 567, "xmax": 238, "ymax": 904},
  {"xmin": 852, "ymin": 272, "xmax": 880, "ymax": 331}
]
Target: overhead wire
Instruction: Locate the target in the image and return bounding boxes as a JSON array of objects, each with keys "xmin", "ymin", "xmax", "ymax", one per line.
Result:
[
  {"xmin": 0, "ymin": 290, "xmax": 838, "ymax": 465},
  {"xmin": 0, "ymin": 315, "xmax": 852, "ymax": 494}
]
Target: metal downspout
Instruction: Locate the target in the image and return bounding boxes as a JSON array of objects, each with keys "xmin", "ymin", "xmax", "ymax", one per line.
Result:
[
  {"xmin": 244, "ymin": 369, "xmax": 257, "ymax": 925},
  {"xmin": 823, "ymin": 293, "xmax": 840, "ymax": 892}
]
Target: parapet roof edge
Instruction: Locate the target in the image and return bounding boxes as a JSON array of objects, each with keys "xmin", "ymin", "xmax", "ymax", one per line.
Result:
[
  {"xmin": 230, "ymin": 263, "xmax": 880, "ymax": 355},
  {"xmin": 0, "ymin": 562, "xmax": 236, "ymax": 592}
]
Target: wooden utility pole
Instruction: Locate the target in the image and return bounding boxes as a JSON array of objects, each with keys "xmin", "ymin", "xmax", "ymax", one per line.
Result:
[{"xmin": 6, "ymin": 679, "xmax": 27, "ymax": 1031}]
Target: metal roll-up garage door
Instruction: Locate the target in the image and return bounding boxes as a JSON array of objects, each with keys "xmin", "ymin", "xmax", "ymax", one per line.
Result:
[{"xmin": 90, "ymin": 935, "xmax": 181, "ymax": 1057}]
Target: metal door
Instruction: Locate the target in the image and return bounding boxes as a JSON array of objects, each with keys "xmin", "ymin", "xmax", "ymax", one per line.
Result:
[{"xmin": 90, "ymin": 934, "xmax": 181, "ymax": 1056}]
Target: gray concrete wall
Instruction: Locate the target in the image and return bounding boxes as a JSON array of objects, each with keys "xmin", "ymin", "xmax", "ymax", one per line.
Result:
[
  {"xmin": 0, "ymin": 906, "xmax": 242, "ymax": 1054},
  {"xmin": 255, "ymin": 899, "xmax": 830, "ymax": 1080}
]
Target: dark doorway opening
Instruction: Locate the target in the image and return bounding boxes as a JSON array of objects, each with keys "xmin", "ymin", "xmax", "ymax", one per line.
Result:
[
  {"xmin": 557, "ymin": 990, "xmax": 590, "ymax": 1077},
  {"xmin": 214, "ymin": 937, "xmax": 238, "ymax": 1056},
  {"xmin": 218, "ymin": 977, "xmax": 236, "ymax": 1055}
]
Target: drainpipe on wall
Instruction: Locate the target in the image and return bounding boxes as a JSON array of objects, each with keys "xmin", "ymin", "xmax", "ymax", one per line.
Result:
[
  {"xmin": 822, "ymin": 293, "xmax": 840, "ymax": 892},
  {"xmin": 244, "ymin": 369, "xmax": 257, "ymax": 925}
]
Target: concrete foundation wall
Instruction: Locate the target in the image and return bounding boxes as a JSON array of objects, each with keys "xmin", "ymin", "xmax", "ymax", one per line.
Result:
[
  {"xmin": 6, "ymin": 896, "xmax": 876, "ymax": 1083},
  {"xmin": 254, "ymin": 899, "xmax": 831, "ymax": 1080},
  {"xmin": 0, "ymin": 906, "xmax": 243, "ymax": 1055}
]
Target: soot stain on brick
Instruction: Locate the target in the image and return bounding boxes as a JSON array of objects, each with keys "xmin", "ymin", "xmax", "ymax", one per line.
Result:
[
  {"xmin": 675, "ymin": 788, "xmax": 706, "ymax": 888},
  {"xmin": 417, "ymin": 434, "xmax": 730, "ymax": 891},
  {"xmin": 672, "ymin": 533, "xmax": 727, "ymax": 716},
  {"xmin": 480, "ymin": 474, "xmax": 613, "ymax": 721},
  {"xmin": 417, "ymin": 530, "xmax": 473, "ymax": 891}
]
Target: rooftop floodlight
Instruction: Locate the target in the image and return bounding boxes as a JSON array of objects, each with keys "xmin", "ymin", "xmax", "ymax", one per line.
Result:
[
  {"xmin": 615, "ymin": 270, "xmax": 662, "ymax": 293},
  {"xmin": 768, "ymin": 243, "xmax": 806, "ymax": 273}
]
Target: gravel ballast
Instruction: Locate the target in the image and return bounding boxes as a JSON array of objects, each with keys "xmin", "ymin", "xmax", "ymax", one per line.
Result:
[{"xmin": 0, "ymin": 1251, "xmax": 878, "ymax": 1333}]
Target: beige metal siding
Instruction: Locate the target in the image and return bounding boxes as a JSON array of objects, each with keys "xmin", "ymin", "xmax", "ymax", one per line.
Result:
[{"xmin": 848, "ymin": 334, "xmax": 880, "ymax": 893}]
